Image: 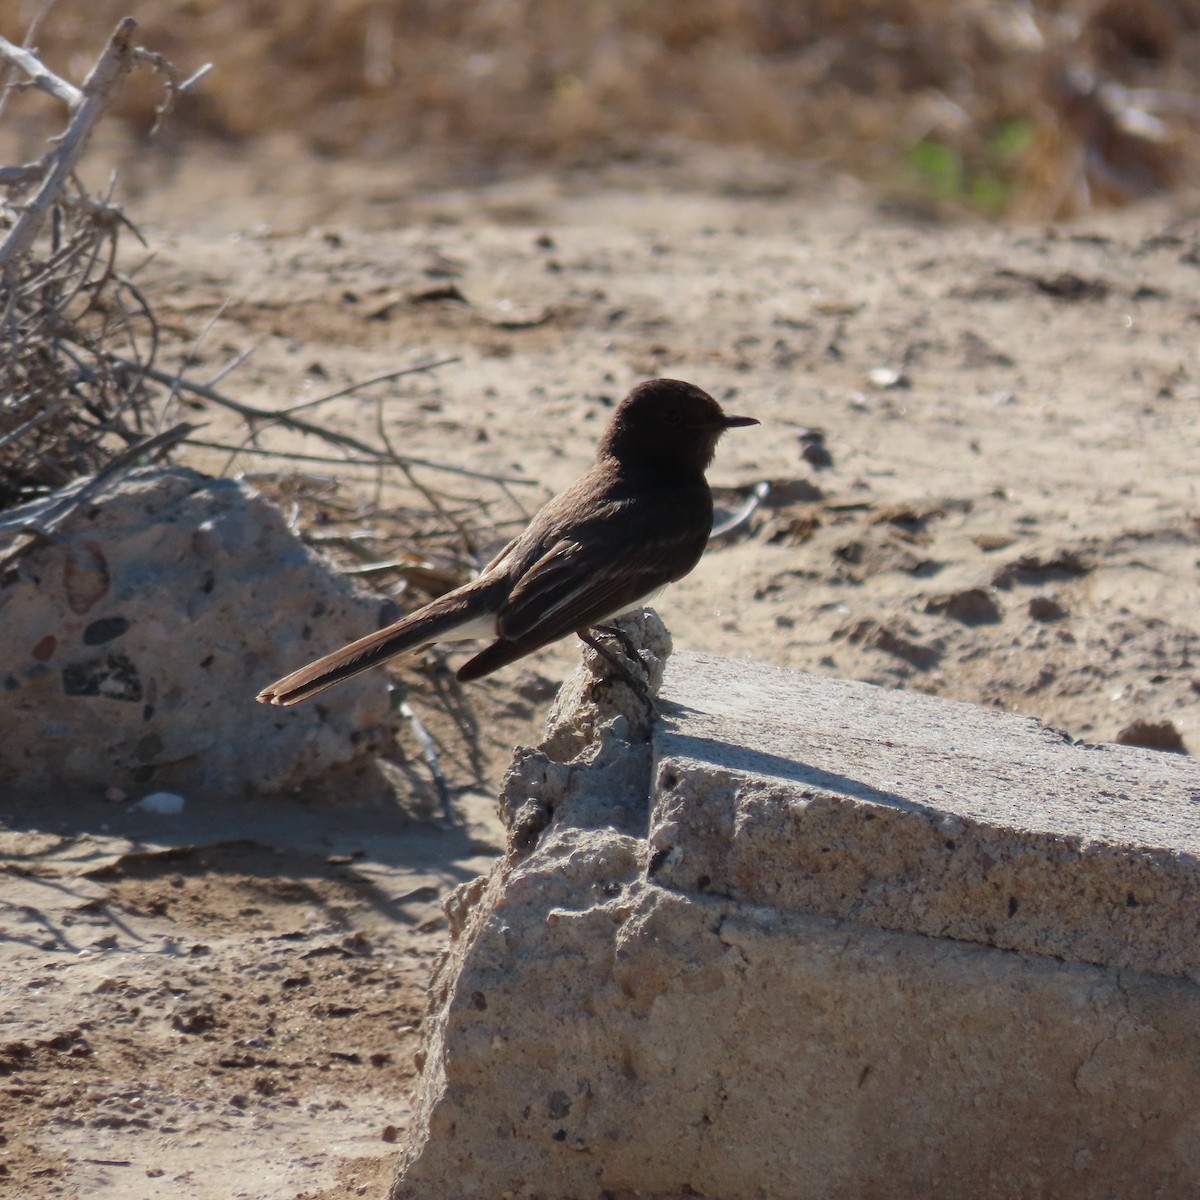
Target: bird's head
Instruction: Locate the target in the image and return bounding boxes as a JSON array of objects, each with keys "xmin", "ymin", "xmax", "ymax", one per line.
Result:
[{"xmin": 599, "ymin": 378, "xmax": 758, "ymax": 475}]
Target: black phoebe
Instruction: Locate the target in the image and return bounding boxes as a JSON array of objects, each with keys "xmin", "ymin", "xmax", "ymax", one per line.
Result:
[{"xmin": 256, "ymin": 378, "xmax": 758, "ymax": 706}]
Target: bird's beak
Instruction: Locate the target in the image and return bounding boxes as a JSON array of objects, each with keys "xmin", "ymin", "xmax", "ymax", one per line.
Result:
[{"xmin": 722, "ymin": 414, "xmax": 759, "ymax": 428}]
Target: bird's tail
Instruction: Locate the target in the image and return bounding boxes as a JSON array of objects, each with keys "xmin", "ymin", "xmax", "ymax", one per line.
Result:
[{"xmin": 256, "ymin": 587, "xmax": 496, "ymax": 706}]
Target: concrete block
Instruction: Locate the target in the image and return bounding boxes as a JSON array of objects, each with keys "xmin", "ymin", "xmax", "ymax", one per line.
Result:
[
  {"xmin": 1, "ymin": 466, "xmax": 390, "ymax": 799},
  {"xmin": 650, "ymin": 655, "xmax": 1200, "ymax": 978},
  {"xmin": 392, "ymin": 626, "xmax": 1200, "ymax": 1200}
]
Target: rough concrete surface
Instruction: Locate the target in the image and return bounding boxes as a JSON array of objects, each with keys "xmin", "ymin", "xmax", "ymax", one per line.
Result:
[
  {"xmin": 392, "ymin": 625, "xmax": 1200, "ymax": 1200},
  {"xmin": 1, "ymin": 465, "xmax": 390, "ymax": 800},
  {"xmin": 651, "ymin": 652, "xmax": 1200, "ymax": 978}
]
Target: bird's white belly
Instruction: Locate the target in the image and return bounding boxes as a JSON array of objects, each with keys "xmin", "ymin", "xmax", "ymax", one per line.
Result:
[
  {"xmin": 595, "ymin": 584, "xmax": 666, "ymax": 626},
  {"xmin": 445, "ymin": 585, "xmax": 666, "ymax": 646}
]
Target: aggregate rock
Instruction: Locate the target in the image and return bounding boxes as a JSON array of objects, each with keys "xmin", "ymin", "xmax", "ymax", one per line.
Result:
[
  {"xmin": 2, "ymin": 466, "xmax": 390, "ymax": 799},
  {"xmin": 392, "ymin": 644, "xmax": 1200, "ymax": 1200}
]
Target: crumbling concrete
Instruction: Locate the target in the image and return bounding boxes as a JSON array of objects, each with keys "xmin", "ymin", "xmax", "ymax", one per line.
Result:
[
  {"xmin": 392, "ymin": 614, "xmax": 1200, "ymax": 1200},
  {"xmin": 650, "ymin": 659, "xmax": 1200, "ymax": 977},
  {"xmin": 2, "ymin": 466, "xmax": 391, "ymax": 799}
]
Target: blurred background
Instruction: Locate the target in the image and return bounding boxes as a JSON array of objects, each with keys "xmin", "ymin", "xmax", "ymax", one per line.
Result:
[{"xmin": 3, "ymin": 0, "xmax": 1200, "ymax": 218}]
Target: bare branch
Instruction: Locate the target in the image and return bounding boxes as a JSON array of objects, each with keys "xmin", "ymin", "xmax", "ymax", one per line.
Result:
[
  {"xmin": 398, "ymin": 699, "xmax": 452, "ymax": 821},
  {"xmin": 0, "ymin": 0, "xmax": 59, "ymax": 126},
  {"xmin": 0, "ymin": 18, "xmax": 139, "ymax": 271},
  {"xmin": 131, "ymin": 46, "xmax": 212, "ymax": 134},
  {"xmin": 107, "ymin": 354, "xmax": 534, "ymax": 486},
  {"xmin": 710, "ymin": 480, "xmax": 770, "ymax": 540},
  {"xmin": 278, "ymin": 356, "xmax": 462, "ymax": 417},
  {"xmin": 179, "ymin": 63, "xmax": 214, "ymax": 92},
  {"xmin": 0, "ymin": 158, "xmax": 50, "ymax": 187},
  {"xmin": 0, "ymin": 34, "xmax": 82, "ymax": 107},
  {"xmin": 0, "ymin": 422, "xmax": 197, "ymax": 566}
]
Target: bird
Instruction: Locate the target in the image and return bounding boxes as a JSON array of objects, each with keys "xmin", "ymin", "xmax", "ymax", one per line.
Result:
[{"xmin": 256, "ymin": 378, "xmax": 758, "ymax": 706}]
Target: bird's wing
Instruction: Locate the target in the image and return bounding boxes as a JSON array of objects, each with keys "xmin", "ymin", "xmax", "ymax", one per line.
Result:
[
  {"xmin": 496, "ymin": 493, "xmax": 710, "ymax": 645},
  {"xmin": 477, "ymin": 531, "xmax": 520, "ymax": 575}
]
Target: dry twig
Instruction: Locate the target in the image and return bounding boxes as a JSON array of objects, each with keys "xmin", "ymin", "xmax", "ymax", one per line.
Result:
[
  {"xmin": 0, "ymin": 19, "xmax": 138, "ymax": 269},
  {"xmin": 0, "ymin": 421, "xmax": 197, "ymax": 567},
  {"xmin": 107, "ymin": 354, "xmax": 532, "ymax": 486},
  {"xmin": 0, "ymin": 18, "xmax": 208, "ymax": 514}
]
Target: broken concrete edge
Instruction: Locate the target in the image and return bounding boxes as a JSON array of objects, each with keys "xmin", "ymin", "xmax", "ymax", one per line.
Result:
[
  {"xmin": 400, "ymin": 844, "xmax": 1200, "ymax": 1200},
  {"xmin": 397, "ymin": 612, "xmax": 671, "ymax": 1185},
  {"xmin": 445, "ymin": 607, "xmax": 673, "ymax": 938},
  {"xmin": 650, "ymin": 754, "xmax": 1200, "ymax": 979},
  {"xmin": 457, "ymin": 620, "xmax": 1200, "ymax": 992},
  {"xmin": 392, "ymin": 624, "xmax": 1200, "ymax": 1200},
  {"xmin": 651, "ymin": 652, "xmax": 1200, "ymax": 981}
]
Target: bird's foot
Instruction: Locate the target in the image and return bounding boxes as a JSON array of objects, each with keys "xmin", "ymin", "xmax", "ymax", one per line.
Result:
[
  {"xmin": 579, "ymin": 626, "xmax": 656, "ymax": 718},
  {"xmin": 594, "ymin": 622, "xmax": 653, "ymax": 673}
]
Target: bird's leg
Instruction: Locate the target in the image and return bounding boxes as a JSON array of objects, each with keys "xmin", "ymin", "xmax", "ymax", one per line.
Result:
[
  {"xmin": 593, "ymin": 623, "xmax": 651, "ymax": 675},
  {"xmin": 577, "ymin": 629, "xmax": 639, "ymax": 683},
  {"xmin": 578, "ymin": 626, "xmax": 655, "ymax": 719}
]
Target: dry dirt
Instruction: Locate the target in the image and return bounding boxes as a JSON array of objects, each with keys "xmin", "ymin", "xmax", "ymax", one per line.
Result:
[{"xmin": 5, "ymin": 141, "xmax": 1200, "ymax": 1197}]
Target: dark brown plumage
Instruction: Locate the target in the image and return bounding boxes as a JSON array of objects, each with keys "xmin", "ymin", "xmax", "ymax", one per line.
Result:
[{"xmin": 256, "ymin": 378, "xmax": 757, "ymax": 706}]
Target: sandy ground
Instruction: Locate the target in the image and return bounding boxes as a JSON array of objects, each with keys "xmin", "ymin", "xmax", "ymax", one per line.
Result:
[{"xmin": 5, "ymin": 141, "xmax": 1200, "ymax": 1197}]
